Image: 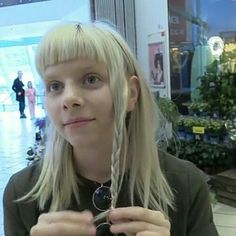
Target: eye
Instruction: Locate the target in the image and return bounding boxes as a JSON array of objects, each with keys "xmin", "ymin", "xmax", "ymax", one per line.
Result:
[
  {"xmin": 83, "ymin": 74, "xmax": 101, "ymax": 86},
  {"xmin": 46, "ymin": 81, "xmax": 64, "ymax": 93}
]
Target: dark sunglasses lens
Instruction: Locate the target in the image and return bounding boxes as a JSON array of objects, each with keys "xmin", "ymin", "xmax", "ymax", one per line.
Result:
[
  {"xmin": 93, "ymin": 186, "xmax": 111, "ymax": 211},
  {"xmin": 96, "ymin": 223, "xmax": 116, "ymax": 236}
]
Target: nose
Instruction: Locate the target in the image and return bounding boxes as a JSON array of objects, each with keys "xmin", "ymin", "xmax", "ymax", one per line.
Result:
[{"xmin": 62, "ymin": 85, "xmax": 84, "ymax": 110}]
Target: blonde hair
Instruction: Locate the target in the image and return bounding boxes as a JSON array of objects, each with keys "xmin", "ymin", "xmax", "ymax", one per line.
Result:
[{"xmin": 21, "ymin": 22, "xmax": 174, "ymax": 217}]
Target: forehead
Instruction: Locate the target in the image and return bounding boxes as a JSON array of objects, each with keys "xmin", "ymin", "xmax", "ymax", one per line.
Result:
[
  {"xmin": 44, "ymin": 59, "xmax": 108, "ymax": 79},
  {"xmin": 37, "ymin": 25, "xmax": 120, "ymax": 76}
]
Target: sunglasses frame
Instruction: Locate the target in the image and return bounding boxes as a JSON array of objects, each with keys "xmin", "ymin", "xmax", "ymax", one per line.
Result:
[{"xmin": 92, "ymin": 185, "xmax": 112, "ymax": 211}]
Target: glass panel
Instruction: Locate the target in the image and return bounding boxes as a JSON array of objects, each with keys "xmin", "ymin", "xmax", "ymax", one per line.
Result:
[{"xmin": 168, "ymin": 0, "xmax": 236, "ymax": 117}]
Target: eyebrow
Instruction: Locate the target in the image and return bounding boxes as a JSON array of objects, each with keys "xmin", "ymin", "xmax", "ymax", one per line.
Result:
[
  {"xmin": 44, "ymin": 63, "xmax": 106, "ymax": 80},
  {"xmin": 77, "ymin": 65, "xmax": 98, "ymax": 71}
]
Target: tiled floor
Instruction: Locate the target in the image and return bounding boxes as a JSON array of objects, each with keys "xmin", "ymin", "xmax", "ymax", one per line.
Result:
[
  {"xmin": 212, "ymin": 203, "xmax": 236, "ymax": 236},
  {"xmin": 0, "ymin": 109, "xmax": 236, "ymax": 236}
]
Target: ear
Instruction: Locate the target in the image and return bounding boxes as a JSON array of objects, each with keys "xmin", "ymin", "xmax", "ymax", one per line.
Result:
[{"xmin": 127, "ymin": 75, "xmax": 139, "ymax": 112}]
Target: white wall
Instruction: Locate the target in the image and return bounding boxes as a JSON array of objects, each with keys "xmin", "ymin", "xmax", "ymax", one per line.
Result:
[{"xmin": 135, "ymin": 0, "xmax": 171, "ymax": 98}]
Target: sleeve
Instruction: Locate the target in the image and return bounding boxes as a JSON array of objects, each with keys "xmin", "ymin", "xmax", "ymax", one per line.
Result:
[
  {"xmin": 3, "ymin": 176, "xmax": 28, "ymax": 236},
  {"xmin": 186, "ymin": 162, "xmax": 219, "ymax": 236},
  {"xmin": 12, "ymin": 80, "xmax": 17, "ymax": 93}
]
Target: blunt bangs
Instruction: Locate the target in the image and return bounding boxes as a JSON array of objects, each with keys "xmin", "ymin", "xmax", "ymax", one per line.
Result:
[{"xmin": 36, "ymin": 23, "xmax": 125, "ymax": 77}]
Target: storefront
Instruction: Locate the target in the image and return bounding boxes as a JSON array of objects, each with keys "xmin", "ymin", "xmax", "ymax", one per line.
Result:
[
  {"xmin": 168, "ymin": 0, "xmax": 236, "ymax": 114},
  {"xmin": 167, "ymin": 0, "xmax": 236, "ymax": 207}
]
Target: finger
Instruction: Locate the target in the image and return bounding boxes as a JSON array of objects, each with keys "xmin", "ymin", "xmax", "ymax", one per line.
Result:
[
  {"xmin": 136, "ymin": 231, "xmax": 166, "ymax": 236},
  {"xmin": 110, "ymin": 221, "xmax": 168, "ymax": 235},
  {"xmin": 30, "ymin": 221, "xmax": 96, "ymax": 236},
  {"xmin": 109, "ymin": 207, "xmax": 169, "ymax": 227},
  {"xmin": 38, "ymin": 211, "xmax": 94, "ymax": 224}
]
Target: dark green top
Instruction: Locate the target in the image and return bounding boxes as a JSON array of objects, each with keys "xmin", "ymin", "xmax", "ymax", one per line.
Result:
[{"xmin": 3, "ymin": 151, "xmax": 219, "ymax": 236}]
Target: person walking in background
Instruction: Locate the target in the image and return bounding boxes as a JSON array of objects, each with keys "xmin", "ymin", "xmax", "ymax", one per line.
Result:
[
  {"xmin": 12, "ymin": 70, "xmax": 26, "ymax": 118},
  {"xmin": 25, "ymin": 81, "xmax": 36, "ymax": 120}
]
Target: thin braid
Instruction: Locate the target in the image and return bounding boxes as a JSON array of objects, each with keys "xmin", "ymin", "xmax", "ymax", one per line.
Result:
[
  {"xmin": 110, "ymin": 121, "xmax": 124, "ymax": 208},
  {"xmin": 93, "ymin": 118, "xmax": 125, "ymax": 223}
]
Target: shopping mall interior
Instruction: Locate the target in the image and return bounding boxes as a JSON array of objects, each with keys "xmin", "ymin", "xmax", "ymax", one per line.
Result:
[{"xmin": 0, "ymin": 0, "xmax": 236, "ymax": 235}]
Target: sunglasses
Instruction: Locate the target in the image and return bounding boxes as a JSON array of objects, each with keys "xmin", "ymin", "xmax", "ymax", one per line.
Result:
[{"xmin": 92, "ymin": 185, "xmax": 117, "ymax": 236}]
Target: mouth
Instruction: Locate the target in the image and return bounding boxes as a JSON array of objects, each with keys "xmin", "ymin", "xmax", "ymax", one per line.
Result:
[{"xmin": 63, "ymin": 118, "xmax": 95, "ymax": 127}]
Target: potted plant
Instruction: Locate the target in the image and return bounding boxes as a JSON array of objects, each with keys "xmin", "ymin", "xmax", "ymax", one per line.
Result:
[
  {"xmin": 197, "ymin": 103, "xmax": 209, "ymax": 116},
  {"xmin": 192, "ymin": 117, "xmax": 208, "ymax": 141},
  {"xmin": 183, "ymin": 117, "xmax": 195, "ymax": 141},
  {"xmin": 176, "ymin": 116, "xmax": 186, "ymax": 140},
  {"xmin": 188, "ymin": 102, "xmax": 209, "ymax": 116},
  {"xmin": 206, "ymin": 119, "xmax": 224, "ymax": 144},
  {"xmin": 188, "ymin": 103, "xmax": 198, "ymax": 116}
]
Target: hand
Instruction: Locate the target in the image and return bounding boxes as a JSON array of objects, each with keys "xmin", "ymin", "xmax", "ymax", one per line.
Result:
[
  {"xmin": 30, "ymin": 211, "xmax": 96, "ymax": 236},
  {"xmin": 18, "ymin": 92, "xmax": 21, "ymax": 95},
  {"xmin": 109, "ymin": 207, "xmax": 170, "ymax": 236}
]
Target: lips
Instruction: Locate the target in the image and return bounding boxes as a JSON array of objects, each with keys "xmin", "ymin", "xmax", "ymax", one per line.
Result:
[{"xmin": 63, "ymin": 118, "xmax": 95, "ymax": 126}]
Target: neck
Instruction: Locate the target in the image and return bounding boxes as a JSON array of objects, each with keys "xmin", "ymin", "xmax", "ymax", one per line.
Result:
[{"xmin": 73, "ymin": 146, "xmax": 112, "ymax": 184}]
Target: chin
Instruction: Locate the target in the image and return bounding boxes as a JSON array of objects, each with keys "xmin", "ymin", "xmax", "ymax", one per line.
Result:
[{"xmin": 67, "ymin": 137, "xmax": 93, "ymax": 148}]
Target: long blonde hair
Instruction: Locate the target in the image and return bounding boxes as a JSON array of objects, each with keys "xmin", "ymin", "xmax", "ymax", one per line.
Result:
[{"xmin": 21, "ymin": 22, "xmax": 174, "ymax": 217}]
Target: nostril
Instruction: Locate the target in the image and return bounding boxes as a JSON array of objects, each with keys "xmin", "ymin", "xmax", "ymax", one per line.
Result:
[
  {"xmin": 62, "ymin": 93, "xmax": 84, "ymax": 109},
  {"xmin": 63, "ymin": 100, "xmax": 81, "ymax": 110},
  {"xmin": 72, "ymin": 103, "xmax": 80, "ymax": 107}
]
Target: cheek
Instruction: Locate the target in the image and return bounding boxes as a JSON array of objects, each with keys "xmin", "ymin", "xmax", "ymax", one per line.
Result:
[
  {"xmin": 45, "ymin": 99, "xmax": 60, "ymax": 123},
  {"xmin": 94, "ymin": 87, "xmax": 114, "ymax": 119},
  {"xmin": 103, "ymin": 94, "xmax": 114, "ymax": 120}
]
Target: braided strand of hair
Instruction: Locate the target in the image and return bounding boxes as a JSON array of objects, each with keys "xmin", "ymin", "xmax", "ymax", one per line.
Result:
[{"xmin": 110, "ymin": 120, "xmax": 123, "ymax": 208}]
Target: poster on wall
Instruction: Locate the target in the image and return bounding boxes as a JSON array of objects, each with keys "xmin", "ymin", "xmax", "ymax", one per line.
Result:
[
  {"xmin": 148, "ymin": 31, "xmax": 167, "ymax": 95},
  {"xmin": 148, "ymin": 41, "xmax": 165, "ymax": 88}
]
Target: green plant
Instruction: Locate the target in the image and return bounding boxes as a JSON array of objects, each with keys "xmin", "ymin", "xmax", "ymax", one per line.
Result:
[
  {"xmin": 232, "ymin": 106, "xmax": 236, "ymax": 118},
  {"xmin": 197, "ymin": 72, "xmax": 236, "ymax": 119},
  {"xmin": 198, "ymin": 103, "xmax": 209, "ymax": 113},
  {"xmin": 207, "ymin": 119, "xmax": 225, "ymax": 135},
  {"xmin": 188, "ymin": 103, "xmax": 198, "ymax": 114},
  {"xmin": 177, "ymin": 116, "xmax": 185, "ymax": 127},
  {"xmin": 183, "ymin": 117, "xmax": 195, "ymax": 132},
  {"xmin": 194, "ymin": 117, "xmax": 208, "ymax": 127},
  {"xmin": 167, "ymin": 139, "xmax": 229, "ymax": 173},
  {"xmin": 188, "ymin": 102, "xmax": 209, "ymax": 115},
  {"xmin": 156, "ymin": 97, "xmax": 180, "ymax": 127}
]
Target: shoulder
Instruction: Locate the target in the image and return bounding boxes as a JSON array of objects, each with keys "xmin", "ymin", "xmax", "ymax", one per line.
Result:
[
  {"xmin": 4, "ymin": 161, "xmax": 42, "ymax": 200},
  {"xmin": 159, "ymin": 149, "xmax": 206, "ymax": 179},
  {"xmin": 158, "ymin": 151, "xmax": 219, "ymax": 235},
  {"xmin": 158, "ymin": 150, "xmax": 209, "ymax": 198},
  {"xmin": 3, "ymin": 161, "xmax": 42, "ymax": 233}
]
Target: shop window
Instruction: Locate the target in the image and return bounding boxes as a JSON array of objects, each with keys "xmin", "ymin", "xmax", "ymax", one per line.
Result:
[
  {"xmin": 168, "ymin": 0, "xmax": 236, "ymax": 115},
  {"xmin": 167, "ymin": 0, "xmax": 236, "ymax": 177}
]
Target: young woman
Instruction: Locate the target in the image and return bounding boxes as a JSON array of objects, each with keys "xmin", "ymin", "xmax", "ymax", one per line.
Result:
[
  {"xmin": 3, "ymin": 22, "xmax": 218, "ymax": 236},
  {"xmin": 25, "ymin": 81, "xmax": 36, "ymax": 119}
]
